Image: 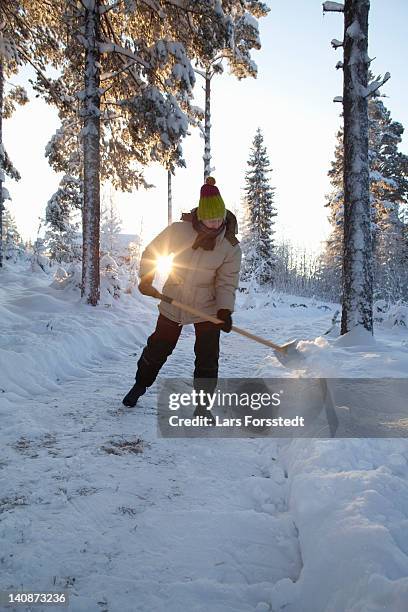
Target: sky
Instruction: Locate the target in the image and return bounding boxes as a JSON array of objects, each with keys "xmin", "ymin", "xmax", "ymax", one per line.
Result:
[{"xmin": 3, "ymin": 0, "xmax": 408, "ymax": 253}]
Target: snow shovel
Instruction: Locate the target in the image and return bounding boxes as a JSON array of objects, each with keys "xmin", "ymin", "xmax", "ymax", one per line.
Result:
[{"xmin": 147, "ymin": 287, "xmax": 303, "ymax": 364}]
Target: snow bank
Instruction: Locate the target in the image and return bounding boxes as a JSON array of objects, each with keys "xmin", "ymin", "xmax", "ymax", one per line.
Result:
[
  {"xmin": 0, "ymin": 263, "xmax": 156, "ymax": 401},
  {"xmin": 238, "ymin": 294, "xmax": 408, "ymax": 611},
  {"xmin": 269, "ymin": 438, "xmax": 408, "ymax": 611}
]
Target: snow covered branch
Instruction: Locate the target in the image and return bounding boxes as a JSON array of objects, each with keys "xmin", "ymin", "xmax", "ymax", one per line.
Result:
[
  {"xmin": 98, "ymin": 41, "xmax": 150, "ymax": 69},
  {"xmin": 331, "ymin": 38, "xmax": 343, "ymax": 49},
  {"xmin": 333, "ymin": 96, "xmax": 343, "ymax": 103},
  {"xmin": 99, "ymin": 0, "xmax": 122, "ymax": 14},
  {"xmin": 365, "ymin": 72, "xmax": 391, "ymax": 97},
  {"xmin": 322, "ymin": 1, "xmax": 344, "ymax": 12}
]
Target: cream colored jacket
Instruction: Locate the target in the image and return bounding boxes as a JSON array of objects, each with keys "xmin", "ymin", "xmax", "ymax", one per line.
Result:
[{"xmin": 139, "ymin": 212, "xmax": 242, "ymax": 325}]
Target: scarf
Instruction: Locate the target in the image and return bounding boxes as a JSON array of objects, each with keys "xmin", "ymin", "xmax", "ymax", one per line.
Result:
[
  {"xmin": 180, "ymin": 208, "xmax": 240, "ymax": 250},
  {"xmin": 191, "ymin": 209, "xmax": 226, "ymax": 251}
]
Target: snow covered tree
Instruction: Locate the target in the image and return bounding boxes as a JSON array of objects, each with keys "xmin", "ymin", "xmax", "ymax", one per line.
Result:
[
  {"xmin": 44, "ymin": 175, "xmax": 82, "ymax": 263},
  {"xmin": 341, "ymin": 0, "xmax": 372, "ymax": 334},
  {"xmin": 0, "ymin": 0, "xmax": 60, "ymax": 268},
  {"xmin": 370, "ymin": 100, "xmax": 408, "ymax": 300},
  {"xmin": 1, "ymin": 206, "xmax": 24, "ymax": 261},
  {"xmin": 322, "ymin": 96, "xmax": 408, "ymax": 302},
  {"xmin": 241, "ymin": 128, "xmax": 277, "ymax": 286},
  {"xmin": 33, "ymin": 1, "xmax": 248, "ymax": 305},
  {"xmin": 167, "ymin": 170, "xmax": 172, "ymax": 225},
  {"xmin": 101, "ymin": 191, "xmax": 122, "ymax": 257},
  {"xmin": 195, "ymin": 2, "xmax": 270, "ymax": 179},
  {"xmin": 0, "ymin": 23, "xmax": 23, "ymax": 268},
  {"xmin": 324, "ymin": 0, "xmax": 392, "ymax": 333}
]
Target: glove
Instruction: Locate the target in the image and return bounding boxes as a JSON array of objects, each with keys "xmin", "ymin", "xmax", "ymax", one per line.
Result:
[
  {"xmin": 138, "ymin": 275, "xmax": 160, "ymax": 298},
  {"xmin": 217, "ymin": 309, "xmax": 232, "ymax": 333}
]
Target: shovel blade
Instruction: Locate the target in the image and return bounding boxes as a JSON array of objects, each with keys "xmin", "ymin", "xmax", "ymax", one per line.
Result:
[{"xmin": 274, "ymin": 340, "xmax": 305, "ymax": 368}]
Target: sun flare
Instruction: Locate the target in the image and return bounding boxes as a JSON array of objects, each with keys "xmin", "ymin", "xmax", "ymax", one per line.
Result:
[{"xmin": 156, "ymin": 254, "xmax": 174, "ymax": 277}]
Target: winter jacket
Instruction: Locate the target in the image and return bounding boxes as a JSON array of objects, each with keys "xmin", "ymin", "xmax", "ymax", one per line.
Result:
[{"xmin": 139, "ymin": 209, "xmax": 242, "ymax": 325}]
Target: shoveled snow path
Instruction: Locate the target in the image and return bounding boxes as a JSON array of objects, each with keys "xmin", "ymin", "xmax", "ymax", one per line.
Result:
[{"xmin": 1, "ymin": 308, "xmax": 333, "ymax": 612}]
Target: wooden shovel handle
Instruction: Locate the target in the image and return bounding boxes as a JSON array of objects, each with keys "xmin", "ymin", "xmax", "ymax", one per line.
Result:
[{"xmin": 157, "ymin": 292, "xmax": 287, "ymax": 353}]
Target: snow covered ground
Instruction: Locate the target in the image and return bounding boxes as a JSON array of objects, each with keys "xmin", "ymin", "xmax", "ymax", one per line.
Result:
[{"xmin": 1, "ymin": 263, "xmax": 408, "ymax": 611}]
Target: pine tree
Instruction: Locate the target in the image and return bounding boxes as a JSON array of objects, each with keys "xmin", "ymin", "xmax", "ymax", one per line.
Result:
[
  {"xmin": 0, "ymin": 0, "xmax": 59, "ymax": 267},
  {"xmin": 324, "ymin": 0, "xmax": 394, "ymax": 333},
  {"xmin": 101, "ymin": 191, "xmax": 122, "ymax": 257},
  {"xmin": 1, "ymin": 206, "xmax": 24, "ymax": 261},
  {"xmin": 196, "ymin": 2, "xmax": 270, "ymax": 179},
  {"xmin": 241, "ymin": 128, "xmax": 277, "ymax": 286},
  {"xmin": 323, "ymin": 96, "xmax": 408, "ymax": 302},
  {"xmin": 340, "ymin": 0, "xmax": 372, "ymax": 333},
  {"xmin": 32, "ymin": 0, "xmax": 250, "ymax": 304},
  {"xmin": 44, "ymin": 175, "xmax": 82, "ymax": 264}
]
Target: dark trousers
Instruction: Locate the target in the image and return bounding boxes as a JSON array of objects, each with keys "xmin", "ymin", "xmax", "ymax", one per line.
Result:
[{"xmin": 135, "ymin": 314, "xmax": 220, "ymax": 393}]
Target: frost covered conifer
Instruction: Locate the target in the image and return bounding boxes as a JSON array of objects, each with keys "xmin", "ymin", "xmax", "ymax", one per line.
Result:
[
  {"xmin": 195, "ymin": 1, "xmax": 269, "ymax": 179},
  {"xmin": 101, "ymin": 192, "xmax": 122, "ymax": 257},
  {"xmin": 241, "ymin": 128, "xmax": 277, "ymax": 286},
  {"xmin": 323, "ymin": 0, "xmax": 400, "ymax": 331},
  {"xmin": 32, "ymin": 0, "xmax": 252, "ymax": 304},
  {"xmin": 0, "ymin": 0, "xmax": 58, "ymax": 267},
  {"xmin": 323, "ymin": 96, "xmax": 408, "ymax": 302},
  {"xmin": 1, "ymin": 206, "xmax": 24, "ymax": 262},
  {"xmin": 340, "ymin": 0, "xmax": 372, "ymax": 333},
  {"xmin": 44, "ymin": 176, "xmax": 82, "ymax": 264}
]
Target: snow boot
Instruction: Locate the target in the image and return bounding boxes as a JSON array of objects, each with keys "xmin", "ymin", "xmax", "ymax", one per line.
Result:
[
  {"xmin": 193, "ymin": 405, "xmax": 216, "ymax": 426},
  {"xmin": 122, "ymin": 383, "xmax": 146, "ymax": 407}
]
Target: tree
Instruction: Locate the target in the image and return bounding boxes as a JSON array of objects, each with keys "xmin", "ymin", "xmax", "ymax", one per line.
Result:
[
  {"xmin": 33, "ymin": 1, "xmax": 249, "ymax": 305},
  {"xmin": 370, "ymin": 100, "xmax": 408, "ymax": 300},
  {"xmin": 195, "ymin": 2, "xmax": 270, "ymax": 179},
  {"xmin": 101, "ymin": 190, "xmax": 122, "ymax": 257},
  {"xmin": 44, "ymin": 175, "xmax": 82, "ymax": 263},
  {"xmin": 341, "ymin": 0, "xmax": 372, "ymax": 333},
  {"xmin": 1, "ymin": 205, "xmax": 24, "ymax": 261},
  {"xmin": 167, "ymin": 170, "xmax": 172, "ymax": 225},
  {"xmin": 0, "ymin": 0, "xmax": 60, "ymax": 268},
  {"xmin": 0, "ymin": 19, "xmax": 24, "ymax": 268},
  {"xmin": 323, "ymin": 0, "xmax": 391, "ymax": 333},
  {"xmin": 241, "ymin": 128, "xmax": 277, "ymax": 286},
  {"xmin": 322, "ymin": 96, "xmax": 408, "ymax": 302}
]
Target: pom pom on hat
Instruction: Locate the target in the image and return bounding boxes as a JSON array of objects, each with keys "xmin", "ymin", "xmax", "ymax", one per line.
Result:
[{"xmin": 198, "ymin": 176, "xmax": 226, "ymax": 221}]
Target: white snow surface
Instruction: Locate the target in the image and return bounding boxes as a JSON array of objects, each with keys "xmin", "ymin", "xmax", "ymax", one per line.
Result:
[{"xmin": 1, "ymin": 264, "xmax": 408, "ymax": 611}]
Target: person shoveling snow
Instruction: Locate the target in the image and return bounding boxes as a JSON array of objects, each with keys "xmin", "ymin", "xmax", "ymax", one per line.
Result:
[{"xmin": 122, "ymin": 177, "xmax": 301, "ymax": 417}]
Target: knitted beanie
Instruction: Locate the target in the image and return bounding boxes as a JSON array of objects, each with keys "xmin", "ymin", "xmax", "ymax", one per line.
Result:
[{"xmin": 197, "ymin": 177, "xmax": 226, "ymax": 221}]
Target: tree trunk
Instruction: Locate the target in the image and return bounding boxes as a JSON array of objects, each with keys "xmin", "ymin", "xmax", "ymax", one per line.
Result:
[
  {"xmin": 0, "ymin": 59, "xmax": 4, "ymax": 269},
  {"xmin": 203, "ymin": 69, "xmax": 212, "ymax": 180},
  {"xmin": 341, "ymin": 0, "xmax": 373, "ymax": 334},
  {"xmin": 81, "ymin": 0, "xmax": 101, "ymax": 306},
  {"xmin": 167, "ymin": 170, "xmax": 172, "ymax": 225}
]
